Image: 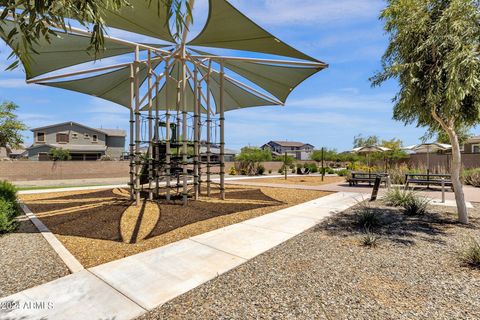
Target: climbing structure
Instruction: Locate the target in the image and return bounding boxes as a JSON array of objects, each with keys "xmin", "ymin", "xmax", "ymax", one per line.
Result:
[{"xmin": 1, "ymin": 0, "xmax": 327, "ymax": 205}]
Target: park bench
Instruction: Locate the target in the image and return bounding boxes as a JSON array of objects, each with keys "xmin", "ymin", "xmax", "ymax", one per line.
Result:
[
  {"xmin": 405, "ymin": 173, "xmax": 452, "ymax": 190},
  {"xmin": 348, "ymin": 172, "xmax": 389, "ymax": 187}
]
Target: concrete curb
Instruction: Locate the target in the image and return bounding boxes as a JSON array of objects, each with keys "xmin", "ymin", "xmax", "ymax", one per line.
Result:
[{"xmin": 19, "ymin": 203, "xmax": 84, "ymax": 273}]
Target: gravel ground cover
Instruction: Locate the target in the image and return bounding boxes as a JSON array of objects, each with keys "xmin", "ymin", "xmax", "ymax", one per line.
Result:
[
  {"xmin": 0, "ymin": 216, "xmax": 69, "ymax": 298},
  {"xmin": 20, "ymin": 185, "xmax": 330, "ymax": 268},
  {"xmin": 238, "ymin": 175, "xmax": 345, "ymax": 186},
  {"xmin": 138, "ymin": 201, "xmax": 480, "ymax": 320}
]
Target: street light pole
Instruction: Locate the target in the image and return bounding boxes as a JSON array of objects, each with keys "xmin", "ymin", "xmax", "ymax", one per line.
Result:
[{"xmin": 321, "ymin": 147, "xmax": 325, "ymax": 181}]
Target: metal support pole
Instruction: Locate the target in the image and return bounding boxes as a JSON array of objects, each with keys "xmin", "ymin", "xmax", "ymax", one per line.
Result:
[
  {"xmin": 219, "ymin": 60, "xmax": 226, "ymax": 200},
  {"xmin": 165, "ymin": 63, "xmax": 171, "ymax": 202},
  {"xmin": 147, "ymin": 50, "xmax": 154, "ymax": 201},
  {"xmin": 321, "ymin": 147, "xmax": 325, "ymax": 181},
  {"xmin": 134, "ymin": 46, "xmax": 141, "ymax": 206},
  {"xmin": 181, "ymin": 46, "xmax": 188, "ymax": 205},
  {"xmin": 206, "ymin": 60, "xmax": 212, "ymax": 197},
  {"xmin": 193, "ymin": 66, "xmax": 200, "ymax": 200},
  {"xmin": 129, "ymin": 64, "xmax": 135, "ymax": 201},
  {"xmin": 197, "ymin": 83, "xmax": 203, "ymax": 194},
  {"xmin": 441, "ymin": 178, "xmax": 446, "ymax": 203},
  {"xmin": 155, "ymin": 80, "xmax": 160, "ymax": 198}
]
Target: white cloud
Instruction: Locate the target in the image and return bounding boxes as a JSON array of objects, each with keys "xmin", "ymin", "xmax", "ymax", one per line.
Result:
[
  {"xmin": 287, "ymin": 92, "xmax": 395, "ymax": 111},
  {"xmin": 0, "ymin": 78, "xmax": 29, "ymax": 88}
]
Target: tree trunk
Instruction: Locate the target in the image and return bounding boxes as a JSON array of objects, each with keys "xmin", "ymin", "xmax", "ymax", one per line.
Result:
[{"xmin": 445, "ymin": 127, "xmax": 468, "ymax": 224}]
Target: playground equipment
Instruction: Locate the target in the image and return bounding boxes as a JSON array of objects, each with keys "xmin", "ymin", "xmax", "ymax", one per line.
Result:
[{"xmin": 1, "ymin": 0, "xmax": 327, "ymax": 206}]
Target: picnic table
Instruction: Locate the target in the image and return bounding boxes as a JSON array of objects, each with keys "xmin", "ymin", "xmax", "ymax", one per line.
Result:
[
  {"xmin": 405, "ymin": 173, "xmax": 452, "ymax": 189},
  {"xmin": 348, "ymin": 172, "xmax": 389, "ymax": 187}
]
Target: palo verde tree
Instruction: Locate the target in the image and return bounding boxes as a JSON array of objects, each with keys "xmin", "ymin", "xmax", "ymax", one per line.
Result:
[
  {"xmin": 0, "ymin": 0, "xmax": 190, "ymax": 72},
  {"xmin": 371, "ymin": 0, "xmax": 480, "ymax": 223},
  {"xmin": 236, "ymin": 147, "xmax": 272, "ymax": 176},
  {"xmin": 0, "ymin": 101, "xmax": 26, "ymax": 153}
]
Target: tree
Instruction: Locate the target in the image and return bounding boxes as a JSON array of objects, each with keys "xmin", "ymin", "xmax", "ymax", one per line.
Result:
[
  {"xmin": 0, "ymin": 101, "xmax": 26, "ymax": 154},
  {"xmin": 48, "ymin": 148, "xmax": 72, "ymax": 161},
  {"xmin": 371, "ymin": 0, "xmax": 480, "ymax": 223},
  {"xmin": 381, "ymin": 138, "xmax": 408, "ymax": 168},
  {"xmin": 236, "ymin": 147, "xmax": 272, "ymax": 176},
  {"xmin": 353, "ymin": 134, "xmax": 380, "ymax": 148},
  {"xmin": 0, "ymin": 0, "xmax": 190, "ymax": 72},
  {"xmin": 433, "ymin": 125, "xmax": 472, "ymax": 145}
]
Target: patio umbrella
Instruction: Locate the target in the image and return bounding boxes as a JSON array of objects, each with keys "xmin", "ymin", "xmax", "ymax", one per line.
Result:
[
  {"xmin": 403, "ymin": 142, "xmax": 452, "ymax": 177},
  {"xmin": 352, "ymin": 146, "xmax": 391, "ymax": 172}
]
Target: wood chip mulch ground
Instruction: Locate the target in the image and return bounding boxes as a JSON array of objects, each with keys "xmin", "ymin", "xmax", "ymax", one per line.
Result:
[
  {"xmin": 0, "ymin": 216, "xmax": 69, "ymax": 298},
  {"xmin": 138, "ymin": 201, "xmax": 480, "ymax": 320},
  {"xmin": 19, "ymin": 185, "xmax": 330, "ymax": 268}
]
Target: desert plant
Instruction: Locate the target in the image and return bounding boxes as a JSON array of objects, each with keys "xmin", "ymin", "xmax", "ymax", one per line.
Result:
[
  {"xmin": 0, "ymin": 180, "xmax": 17, "ymax": 203},
  {"xmin": 356, "ymin": 202, "xmax": 381, "ymax": 229},
  {"xmin": 278, "ymin": 168, "xmax": 284, "ymax": 174},
  {"xmin": 229, "ymin": 167, "xmax": 237, "ymax": 176},
  {"xmin": 403, "ymin": 195, "xmax": 430, "ymax": 216},
  {"xmin": 268, "ymin": 169, "xmax": 272, "ymax": 174},
  {"xmin": 362, "ymin": 231, "xmax": 379, "ymax": 247},
  {"xmin": 240, "ymin": 168, "xmax": 248, "ymax": 175},
  {"xmin": 0, "ymin": 198, "xmax": 18, "ymax": 233},
  {"xmin": 100, "ymin": 155, "xmax": 112, "ymax": 161},
  {"xmin": 463, "ymin": 168, "xmax": 480, "ymax": 187},
  {"xmin": 257, "ymin": 164, "xmax": 265, "ymax": 175},
  {"xmin": 383, "ymin": 187, "xmax": 416, "ymax": 207},
  {"xmin": 336, "ymin": 169, "xmax": 350, "ymax": 177},
  {"xmin": 461, "ymin": 238, "xmax": 480, "ymax": 268}
]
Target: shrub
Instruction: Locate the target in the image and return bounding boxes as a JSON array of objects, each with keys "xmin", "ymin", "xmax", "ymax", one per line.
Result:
[
  {"xmin": 356, "ymin": 202, "xmax": 381, "ymax": 229},
  {"xmin": 403, "ymin": 195, "xmax": 429, "ymax": 216},
  {"xmin": 100, "ymin": 155, "xmax": 112, "ymax": 161},
  {"xmin": 291, "ymin": 169, "xmax": 296, "ymax": 174},
  {"xmin": 362, "ymin": 232, "xmax": 379, "ymax": 247},
  {"xmin": 229, "ymin": 167, "xmax": 237, "ymax": 175},
  {"xmin": 0, "ymin": 198, "xmax": 19, "ymax": 233},
  {"xmin": 278, "ymin": 168, "xmax": 284, "ymax": 174},
  {"xmin": 387, "ymin": 165, "xmax": 410, "ymax": 185},
  {"xmin": 48, "ymin": 148, "xmax": 71, "ymax": 161},
  {"xmin": 383, "ymin": 187, "xmax": 415, "ymax": 207},
  {"xmin": 0, "ymin": 180, "xmax": 17, "ymax": 203},
  {"xmin": 463, "ymin": 168, "xmax": 480, "ymax": 187},
  {"xmin": 257, "ymin": 164, "xmax": 265, "ymax": 175},
  {"xmin": 240, "ymin": 168, "xmax": 248, "ymax": 175},
  {"xmin": 336, "ymin": 169, "xmax": 350, "ymax": 177},
  {"xmin": 303, "ymin": 163, "xmax": 318, "ymax": 173},
  {"xmin": 461, "ymin": 238, "xmax": 480, "ymax": 268},
  {"xmin": 268, "ymin": 169, "xmax": 272, "ymax": 174}
]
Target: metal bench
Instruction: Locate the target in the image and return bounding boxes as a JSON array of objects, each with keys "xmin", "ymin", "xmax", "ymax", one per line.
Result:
[
  {"xmin": 405, "ymin": 173, "xmax": 452, "ymax": 190},
  {"xmin": 348, "ymin": 172, "xmax": 388, "ymax": 187}
]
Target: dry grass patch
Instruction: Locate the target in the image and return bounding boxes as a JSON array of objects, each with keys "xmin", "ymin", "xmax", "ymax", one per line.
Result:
[
  {"xmin": 20, "ymin": 185, "xmax": 330, "ymax": 268},
  {"xmin": 238, "ymin": 175, "xmax": 344, "ymax": 186}
]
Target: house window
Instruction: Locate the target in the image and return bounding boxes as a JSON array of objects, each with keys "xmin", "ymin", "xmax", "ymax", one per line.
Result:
[
  {"xmin": 56, "ymin": 133, "xmax": 69, "ymax": 143},
  {"xmin": 92, "ymin": 134, "xmax": 98, "ymax": 142},
  {"xmin": 72, "ymin": 133, "xmax": 78, "ymax": 139},
  {"xmin": 84, "ymin": 133, "xmax": 90, "ymax": 139},
  {"xmin": 473, "ymin": 144, "xmax": 480, "ymax": 153},
  {"xmin": 36, "ymin": 132, "xmax": 45, "ymax": 143}
]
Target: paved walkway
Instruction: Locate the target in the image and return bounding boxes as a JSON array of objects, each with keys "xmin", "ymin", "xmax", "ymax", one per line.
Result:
[{"xmin": 0, "ymin": 192, "xmax": 364, "ymax": 320}]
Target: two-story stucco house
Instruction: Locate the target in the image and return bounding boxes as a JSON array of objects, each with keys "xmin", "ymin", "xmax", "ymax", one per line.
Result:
[
  {"xmin": 26, "ymin": 122, "xmax": 126, "ymax": 161},
  {"xmin": 261, "ymin": 140, "xmax": 315, "ymax": 160}
]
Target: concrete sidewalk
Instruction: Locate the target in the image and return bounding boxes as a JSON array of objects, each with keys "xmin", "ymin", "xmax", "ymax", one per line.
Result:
[{"xmin": 0, "ymin": 192, "xmax": 363, "ymax": 320}]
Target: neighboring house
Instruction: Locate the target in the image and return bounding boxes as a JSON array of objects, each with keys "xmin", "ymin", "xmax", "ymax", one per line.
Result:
[
  {"xmin": 262, "ymin": 140, "xmax": 314, "ymax": 160},
  {"xmin": 200, "ymin": 143, "xmax": 237, "ymax": 162},
  {"xmin": 463, "ymin": 136, "xmax": 480, "ymax": 154},
  {"xmin": 26, "ymin": 122, "xmax": 126, "ymax": 161},
  {"xmin": 0, "ymin": 145, "xmax": 27, "ymax": 159}
]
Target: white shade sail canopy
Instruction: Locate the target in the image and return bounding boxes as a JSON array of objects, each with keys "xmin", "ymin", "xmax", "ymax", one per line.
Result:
[
  {"xmin": 188, "ymin": 0, "xmax": 320, "ymax": 62},
  {"xmin": 352, "ymin": 146, "xmax": 392, "ymax": 153},
  {"xmin": 404, "ymin": 143, "xmax": 452, "ymax": 153}
]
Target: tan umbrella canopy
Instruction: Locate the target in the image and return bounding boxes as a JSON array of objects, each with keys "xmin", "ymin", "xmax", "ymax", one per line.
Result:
[
  {"xmin": 352, "ymin": 146, "xmax": 391, "ymax": 171},
  {"xmin": 404, "ymin": 143, "xmax": 452, "ymax": 175}
]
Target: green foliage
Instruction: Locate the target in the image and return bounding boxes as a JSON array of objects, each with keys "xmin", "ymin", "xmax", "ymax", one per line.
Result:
[
  {"xmin": 463, "ymin": 168, "xmax": 480, "ymax": 187},
  {"xmin": 337, "ymin": 169, "xmax": 350, "ymax": 177},
  {"xmin": 236, "ymin": 147, "xmax": 272, "ymax": 176},
  {"xmin": 0, "ymin": 180, "xmax": 18, "ymax": 203},
  {"xmin": 356, "ymin": 202, "xmax": 381, "ymax": 229},
  {"xmin": 0, "ymin": 101, "xmax": 27, "ymax": 150},
  {"xmin": 362, "ymin": 232, "xmax": 379, "ymax": 247},
  {"xmin": 433, "ymin": 125, "xmax": 472, "ymax": 145},
  {"xmin": 1, "ymin": 1, "xmax": 189, "ymax": 72},
  {"xmin": 461, "ymin": 238, "xmax": 480, "ymax": 269},
  {"xmin": 228, "ymin": 167, "xmax": 237, "ymax": 176},
  {"xmin": 0, "ymin": 198, "xmax": 18, "ymax": 233},
  {"xmin": 257, "ymin": 164, "xmax": 265, "ymax": 175},
  {"xmin": 403, "ymin": 195, "xmax": 430, "ymax": 216},
  {"xmin": 268, "ymin": 169, "xmax": 272, "ymax": 174},
  {"xmin": 353, "ymin": 134, "xmax": 380, "ymax": 148},
  {"xmin": 278, "ymin": 168, "xmax": 284, "ymax": 174},
  {"xmin": 302, "ymin": 163, "xmax": 318, "ymax": 173},
  {"xmin": 311, "ymin": 148, "xmax": 359, "ymax": 163},
  {"xmin": 320, "ymin": 167, "xmax": 335, "ymax": 175},
  {"xmin": 48, "ymin": 148, "xmax": 72, "ymax": 161},
  {"xmin": 383, "ymin": 187, "xmax": 416, "ymax": 207}
]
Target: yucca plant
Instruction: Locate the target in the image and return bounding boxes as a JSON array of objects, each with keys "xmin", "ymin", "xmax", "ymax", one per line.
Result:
[
  {"xmin": 461, "ymin": 238, "xmax": 480, "ymax": 269},
  {"xmin": 383, "ymin": 187, "xmax": 416, "ymax": 207},
  {"xmin": 403, "ymin": 196, "xmax": 430, "ymax": 216}
]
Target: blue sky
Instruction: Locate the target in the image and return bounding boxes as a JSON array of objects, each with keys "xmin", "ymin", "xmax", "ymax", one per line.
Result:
[{"xmin": 0, "ymin": 0, "xmax": 445, "ymax": 151}]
